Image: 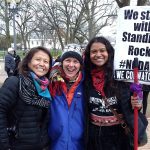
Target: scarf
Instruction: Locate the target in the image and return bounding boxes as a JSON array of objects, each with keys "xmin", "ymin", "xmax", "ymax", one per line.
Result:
[
  {"xmin": 49, "ymin": 65, "xmax": 82, "ymax": 107},
  {"xmin": 49, "ymin": 65, "xmax": 66, "ymax": 97},
  {"xmin": 30, "ymin": 72, "xmax": 51, "ymax": 100},
  {"xmin": 19, "ymin": 74, "xmax": 51, "ymax": 108},
  {"xmin": 63, "ymin": 72, "xmax": 82, "ymax": 107},
  {"xmin": 91, "ymin": 69, "xmax": 105, "ymax": 97}
]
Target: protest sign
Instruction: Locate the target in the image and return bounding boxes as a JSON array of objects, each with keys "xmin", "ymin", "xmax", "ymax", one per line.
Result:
[{"xmin": 114, "ymin": 6, "xmax": 150, "ymax": 85}]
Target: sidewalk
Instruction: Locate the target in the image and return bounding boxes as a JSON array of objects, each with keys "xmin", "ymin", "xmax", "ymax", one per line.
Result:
[{"xmin": 0, "ymin": 60, "xmax": 7, "ymax": 85}]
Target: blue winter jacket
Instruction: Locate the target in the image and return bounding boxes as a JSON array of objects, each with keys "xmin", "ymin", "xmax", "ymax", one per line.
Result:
[{"xmin": 48, "ymin": 74, "xmax": 85, "ymax": 150}]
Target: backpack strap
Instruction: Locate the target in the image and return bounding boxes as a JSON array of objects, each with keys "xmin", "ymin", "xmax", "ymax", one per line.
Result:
[{"xmin": 102, "ymin": 96, "xmax": 130, "ymax": 134}]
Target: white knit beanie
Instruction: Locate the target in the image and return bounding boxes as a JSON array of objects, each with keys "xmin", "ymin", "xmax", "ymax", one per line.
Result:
[{"xmin": 8, "ymin": 47, "xmax": 14, "ymax": 53}]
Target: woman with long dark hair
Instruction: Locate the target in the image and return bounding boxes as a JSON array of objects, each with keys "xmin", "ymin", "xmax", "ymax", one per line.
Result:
[{"xmin": 84, "ymin": 36, "xmax": 147, "ymax": 150}]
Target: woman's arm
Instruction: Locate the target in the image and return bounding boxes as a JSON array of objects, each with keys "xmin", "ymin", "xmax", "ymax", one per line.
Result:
[{"xmin": 0, "ymin": 76, "xmax": 19, "ymax": 149}]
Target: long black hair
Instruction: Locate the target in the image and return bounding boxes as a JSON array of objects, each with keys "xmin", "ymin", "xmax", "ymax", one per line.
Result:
[{"xmin": 84, "ymin": 36, "xmax": 116, "ymax": 96}]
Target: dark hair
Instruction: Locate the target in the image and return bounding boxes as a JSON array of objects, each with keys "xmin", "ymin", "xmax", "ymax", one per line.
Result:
[
  {"xmin": 19, "ymin": 46, "xmax": 52, "ymax": 77},
  {"xmin": 84, "ymin": 36, "xmax": 115, "ymax": 96}
]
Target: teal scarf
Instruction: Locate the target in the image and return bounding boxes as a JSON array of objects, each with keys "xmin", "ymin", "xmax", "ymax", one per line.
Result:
[{"xmin": 30, "ymin": 72, "xmax": 51, "ymax": 100}]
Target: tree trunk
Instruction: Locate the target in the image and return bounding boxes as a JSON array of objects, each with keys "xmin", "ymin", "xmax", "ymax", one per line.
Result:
[
  {"xmin": 137, "ymin": 0, "xmax": 147, "ymax": 6},
  {"xmin": 5, "ymin": 0, "xmax": 11, "ymax": 48},
  {"xmin": 115, "ymin": 0, "xmax": 130, "ymax": 8},
  {"xmin": 115, "ymin": 0, "xmax": 147, "ymax": 7}
]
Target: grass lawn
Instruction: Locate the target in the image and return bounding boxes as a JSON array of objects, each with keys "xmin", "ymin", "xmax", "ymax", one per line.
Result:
[
  {"xmin": 0, "ymin": 51, "xmax": 7, "ymax": 59},
  {"xmin": 0, "ymin": 49, "xmax": 62, "ymax": 60},
  {"xmin": 0, "ymin": 50, "xmax": 25, "ymax": 59}
]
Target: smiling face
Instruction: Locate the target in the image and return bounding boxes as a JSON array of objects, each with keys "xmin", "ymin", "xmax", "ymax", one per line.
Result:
[
  {"xmin": 62, "ymin": 57, "xmax": 81, "ymax": 80},
  {"xmin": 28, "ymin": 50, "xmax": 50, "ymax": 77},
  {"xmin": 90, "ymin": 42, "xmax": 108, "ymax": 69}
]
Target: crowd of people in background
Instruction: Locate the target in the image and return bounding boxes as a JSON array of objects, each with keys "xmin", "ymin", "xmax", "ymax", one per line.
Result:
[{"xmin": 0, "ymin": 37, "xmax": 149, "ymax": 150}]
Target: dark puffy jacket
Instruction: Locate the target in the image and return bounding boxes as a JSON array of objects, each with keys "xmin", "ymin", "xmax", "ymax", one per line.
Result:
[
  {"xmin": 116, "ymin": 82, "xmax": 148, "ymax": 142},
  {"xmin": 142, "ymin": 85, "xmax": 150, "ymax": 91},
  {"xmin": 0, "ymin": 76, "xmax": 49, "ymax": 150},
  {"xmin": 13, "ymin": 55, "xmax": 21, "ymax": 76},
  {"xmin": 4, "ymin": 53, "xmax": 15, "ymax": 72}
]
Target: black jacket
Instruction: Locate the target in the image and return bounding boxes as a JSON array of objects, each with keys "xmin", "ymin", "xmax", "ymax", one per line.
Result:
[
  {"xmin": 0, "ymin": 76, "xmax": 49, "ymax": 150},
  {"xmin": 4, "ymin": 53, "xmax": 15, "ymax": 73},
  {"xmin": 84, "ymin": 80, "xmax": 148, "ymax": 148},
  {"xmin": 116, "ymin": 82, "xmax": 148, "ymax": 142}
]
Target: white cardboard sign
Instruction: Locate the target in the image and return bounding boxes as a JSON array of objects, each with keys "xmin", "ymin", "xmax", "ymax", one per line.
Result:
[{"xmin": 114, "ymin": 6, "xmax": 150, "ymax": 85}]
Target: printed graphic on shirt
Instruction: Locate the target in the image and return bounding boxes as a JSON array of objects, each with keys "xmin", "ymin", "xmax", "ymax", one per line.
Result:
[{"xmin": 89, "ymin": 96, "xmax": 118, "ymax": 113}]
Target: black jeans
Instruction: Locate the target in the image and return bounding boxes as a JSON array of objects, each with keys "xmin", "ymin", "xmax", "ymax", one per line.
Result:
[
  {"xmin": 87, "ymin": 123, "xmax": 133, "ymax": 150},
  {"xmin": 143, "ymin": 91, "xmax": 149, "ymax": 115}
]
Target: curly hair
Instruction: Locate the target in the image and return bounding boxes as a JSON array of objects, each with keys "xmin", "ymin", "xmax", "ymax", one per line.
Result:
[{"xmin": 84, "ymin": 36, "xmax": 116, "ymax": 96}]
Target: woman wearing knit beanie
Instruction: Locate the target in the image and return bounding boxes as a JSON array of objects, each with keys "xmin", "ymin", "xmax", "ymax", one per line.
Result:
[{"xmin": 48, "ymin": 44, "xmax": 85, "ymax": 150}]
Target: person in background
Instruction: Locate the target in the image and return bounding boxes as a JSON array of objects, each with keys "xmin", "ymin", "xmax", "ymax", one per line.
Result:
[
  {"xmin": 84, "ymin": 36, "xmax": 146, "ymax": 150},
  {"xmin": 142, "ymin": 85, "xmax": 150, "ymax": 115},
  {"xmin": 5, "ymin": 47, "xmax": 16, "ymax": 77},
  {"xmin": 48, "ymin": 44, "xmax": 85, "ymax": 150},
  {"xmin": 13, "ymin": 51, "xmax": 21, "ymax": 76},
  {"xmin": 53, "ymin": 55, "xmax": 61, "ymax": 66},
  {"xmin": 0, "ymin": 46, "xmax": 52, "ymax": 150}
]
